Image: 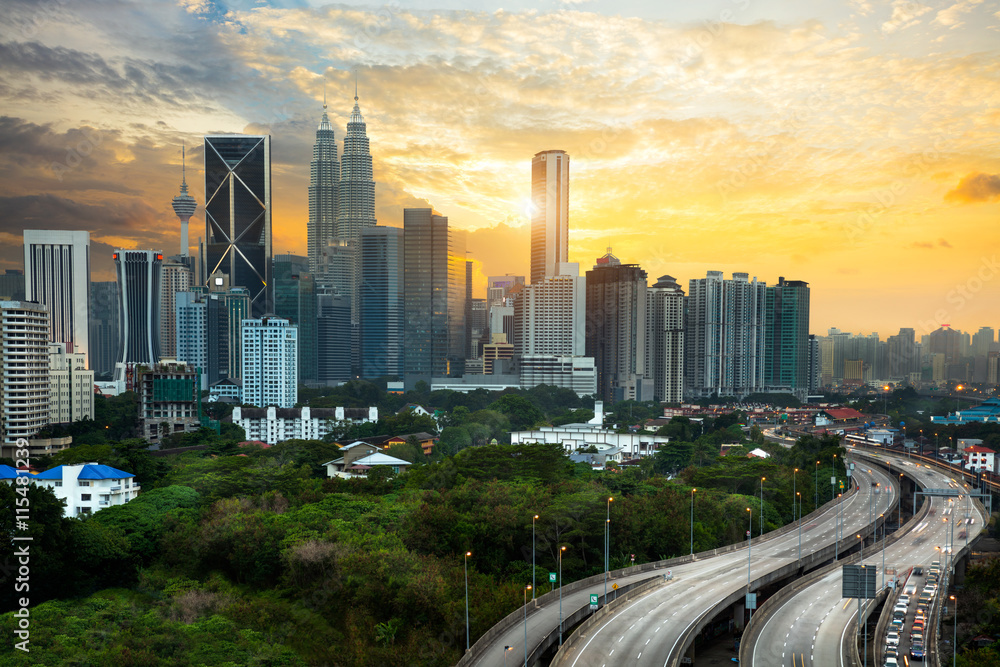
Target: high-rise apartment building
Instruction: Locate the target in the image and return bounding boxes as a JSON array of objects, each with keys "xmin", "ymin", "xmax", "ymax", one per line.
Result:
[
  {"xmin": 241, "ymin": 316, "xmax": 298, "ymax": 408},
  {"xmin": 89, "ymin": 281, "xmax": 120, "ymax": 379},
  {"xmin": 23, "ymin": 230, "xmax": 90, "ymax": 367},
  {"xmin": 0, "ymin": 301, "xmax": 50, "ymax": 443},
  {"xmin": 807, "ymin": 334, "xmax": 821, "ymax": 392},
  {"xmin": 114, "ymin": 250, "xmax": 163, "ymax": 372},
  {"xmin": 175, "ymin": 290, "xmax": 208, "ymax": 387},
  {"xmin": 645, "ymin": 275, "xmax": 685, "ymax": 403},
  {"xmin": 685, "ymin": 271, "xmax": 766, "ymax": 400},
  {"xmin": 586, "ymin": 256, "xmax": 649, "ymax": 403},
  {"xmin": 175, "ymin": 280, "xmax": 250, "ymax": 388},
  {"xmin": 530, "ymin": 150, "xmax": 569, "ymax": 284},
  {"xmin": 359, "ymin": 227, "xmax": 404, "ymax": 379},
  {"xmin": 515, "ymin": 262, "xmax": 586, "ymax": 357},
  {"xmin": 317, "ymin": 290, "xmax": 351, "ymax": 384},
  {"xmin": 887, "ymin": 328, "xmax": 919, "ymax": 381},
  {"xmin": 972, "ymin": 327, "xmax": 995, "ymax": 358},
  {"xmin": 48, "ymin": 342, "xmax": 94, "ymax": 424},
  {"xmin": 764, "ymin": 277, "xmax": 811, "ymax": 394},
  {"xmin": 159, "ymin": 258, "xmax": 192, "ymax": 360},
  {"xmin": 273, "ymin": 255, "xmax": 318, "ymax": 382},
  {"xmin": 204, "ymin": 134, "xmax": 271, "ymax": 317},
  {"xmin": 307, "ymin": 99, "xmax": 340, "ymax": 277},
  {"xmin": 928, "ymin": 326, "xmax": 962, "ymax": 365},
  {"xmin": 136, "ymin": 362, "xmax": 202, "ymax": 445},
  {"xmin": 402, "ymin": 208, "xmax": 467, "ymax": 383}
]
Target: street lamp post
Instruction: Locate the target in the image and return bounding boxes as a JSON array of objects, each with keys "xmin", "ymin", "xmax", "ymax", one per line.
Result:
[
  {"xmin": 605, "ymin": 497, "xmax": 613, "ymax": 602},
  {"xmin": 880, "ymin": 513, "xmax": 886, "ymax": 591},
  {"xmin": 690, "ymin": 489, "xmax": 696, "ymax": 556},
  {"xmin": 898, "ymin": 473, "xmax": 903, "ymax": 528},
  {"xmin": 760, "ymin": 477, "xmax": 765, "ymax": 537},
  {"xmin": 465, "ymin": 551, "xmax": 471, "ymax": 652},
  {"xmin": 950, "ymin": 594, "xmax": 958, "ymax": 667},
  {"xmin": 796, "ymin": 491, "xmax": 802, "ymax": 560},
  {"xmin": 523, "ymin": 585, "xmax": 531, "ymax": 667},
  {"xmin": 532, "ymin": 515, "xmax": 539, "ymax": 600},
  {"xmin": 747, "ymin": 507, "xmax": 753, "ymax": 627},
  {"xmin": 504, "ymin": 645, "xmax": 511, "ymax": 667},
  {"xmin": 558, "ymin": 546, "xmax": 567, "ymax": 646},
  {"xmin": 832, "ymin": 454, "xmax": 837, "ymax": 502},
  {"xmin": 815, "ymin": 460, "xmax": 820, "ymax": 509}
]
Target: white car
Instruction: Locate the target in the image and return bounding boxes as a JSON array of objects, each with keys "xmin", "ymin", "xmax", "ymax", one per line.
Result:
[
  {"xmin": 898, "ymin": 595, "xmax": 910, "ymax": 605},
  {"xmin": 886, "ymin": 631, "xmax": 900, "ymax": 646},
  {"xmin": 884, "ymin": 658, "xmax": 898, "ymax": 667}
]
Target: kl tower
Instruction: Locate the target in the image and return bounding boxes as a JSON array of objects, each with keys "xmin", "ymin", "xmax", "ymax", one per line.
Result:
[{"xmin": 171, "ymin": 146, "xmax": 197, "ymax": 257}]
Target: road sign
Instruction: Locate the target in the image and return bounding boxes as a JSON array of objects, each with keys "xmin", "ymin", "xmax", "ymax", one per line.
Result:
[
  {"xmin": 745, "ymin": 593, "xmax": 757, "ymax": 609},
  {"xmin": 842, "ymin": 564, "xmax": 877, "ymax": 599},
  {"xmin": 840, "ymin": 481, "xmax": 844, "ymax": 490},
  {"xmin": 612, "ymin": 583, "xmax": 618, "ymax": 590},
  {"xmin": 590, "ymin": 593, "xmax": 599, "ymax": 610},
  {"xmin": 549, "ymin": 572, "xmax": 557, "ymax": 583},
  {"xmin": 746, "ymin": 530, "xmax": 751, "ymax": 537},
  {"xmin": 831, "ymin": 476, "xmax": 837, "ymax": 485}
]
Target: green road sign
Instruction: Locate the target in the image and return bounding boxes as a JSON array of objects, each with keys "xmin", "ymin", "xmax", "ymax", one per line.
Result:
[
  {"xmin": 590, "ymin": 594, "xmax": 599, "ymax": 605},
  {"xmin": 549, "ymin": 572, "xmax": 557, "ymax": 583}
]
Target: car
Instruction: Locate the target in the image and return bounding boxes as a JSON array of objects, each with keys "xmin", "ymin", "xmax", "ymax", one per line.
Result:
[
  {"xmin": 890, "ymin": 619, "xmax": 904, "ymax": 631},
  {"xmin": 899, "ymin": 594, "xmax": 911, "ymax": 605},
  {"xmin": 911, "ymin": 643, "xmax": 925, "ymax": 660},
  {"xmin": 885, "ymin": 647, "xmax": 898, "ymax": 659},
  {"xmin": 894, "ymin": 604, "xmax": 908, "ymax": 614},
  {"xmin": 886, "ymin": 631, "xmax": 900, "ymax": 646},
  {"xmin": 884, "ymin": 657, "xmax": 898, "ymax": 666},
  {"xmin": 913, "ymin": 566, "xmax": 923, "ymax": 575}
]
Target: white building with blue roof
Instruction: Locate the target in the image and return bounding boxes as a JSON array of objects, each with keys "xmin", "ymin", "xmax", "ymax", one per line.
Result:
[{"xmin": 5, "ymin": 463, "xmax": 140, "ymax": 517}]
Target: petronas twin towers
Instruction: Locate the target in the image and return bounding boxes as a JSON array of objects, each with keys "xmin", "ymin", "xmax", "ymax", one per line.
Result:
[{"xmin": 307, "ymin": 89, "xmax": 377, "ymax": 371}]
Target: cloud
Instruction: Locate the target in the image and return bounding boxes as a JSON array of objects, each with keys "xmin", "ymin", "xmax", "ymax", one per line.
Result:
[
  {"xmin": 945, "ymin": 172, "xmax": 1000, "ymax": 203},
  {"xmin": 933, "ymin": 0, "xmax": 985, "ymax": 29},
  {"xmin": 881, "ymin": 0, "xmax": 933, "ymax": 33},
  {"xmin": 938, "ymin": 238, "xmax": 952, "ymax": 248}
]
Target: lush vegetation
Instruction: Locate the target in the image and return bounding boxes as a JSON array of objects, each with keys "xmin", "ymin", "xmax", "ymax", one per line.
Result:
[
  {"xmin": 0, "ymin": 384, "xmax": 849, "ymax": 665},
  {"xmin": 952, "ymin": 558, "xmax": 1000, "ymax": 666}
]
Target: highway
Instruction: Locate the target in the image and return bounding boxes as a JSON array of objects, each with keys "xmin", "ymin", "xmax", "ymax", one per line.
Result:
[
  {"xmin": 549, "ymin": 465, "xmax": 895, "ymax": 667},
  {"xmin": 747, "ymin": 453, "xmax": 985, "ymax": 666}
]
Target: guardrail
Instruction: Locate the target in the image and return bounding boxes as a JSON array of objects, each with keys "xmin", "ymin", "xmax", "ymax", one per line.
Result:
[
  {"xmin": 549, "ymin": 575, "xmax": 669, "ymax": 667},
  {"xmin": 457, "ymin": 478, "xmax": 865, "ymax": 667}
]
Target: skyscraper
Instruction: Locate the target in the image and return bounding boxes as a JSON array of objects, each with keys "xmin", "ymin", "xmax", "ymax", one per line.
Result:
[
  {"xmin": 0, "ymin": 300, "xmax": 50, "ymax": 443},
  {"xmin": 764, "ymin": 277, "xmax": 811, "ymax": 395},
  {"xmin": 307, "ymin": 97, "xmax": 340, "ymax": 277},
  {"xmin": 317, "ymin": 290, "xmax": 352, "ymax": 384},
  {"xmin": 403, "ymin": 208, "xmax": 467, "ymax": 383},
  {"xmin": 530, "ymin": 150, "xmax": 569, "ymax": 284},
  {"xmin": 685, "ymin": 271, "xmax": 767, "ymax": 400},
  {"xmin": 204, "ymin": 134, "xmax": 271, "ymax": 317},
  {"xmin": 337, "ymin": 89, "xmax": 377, "ymax": 372},
  {"xmin": 241, "ymin": 315, "xmax": 298, "ymax": 408},
  {"xmin": 114, "ymin": 250, "xmax": 163, "ymax": 371},
  {"xmin": 159, "ymin": 258, "xmax": 192, "ymax": 360},
  {"xmin": 89, "ymin": 281, "xmax": 120, "ymax": 379},
  {"xmin": 515, "ymin": 262, "xmax": 586, "ymax": 357},
  {"xmin": 359, "ymin": 226, "xmax": 404, "ymax": 379},
  {"xmin": 645, "ymin": 275, "xmax": 685, "ymax": 403},
  {"xmin": 171, "ymin": 146, "xmax": 197, "ymax": 258},
  {"xmin": 273, "ymin": 254, "xmax": 318, "ymax": 382},
  {"xmin": 586, "ymin": 254, "xmax": 649, "ymax": 403},
  {"xmin": 23, "ymin": 230, "xmax": 90, "ymax": 367}
]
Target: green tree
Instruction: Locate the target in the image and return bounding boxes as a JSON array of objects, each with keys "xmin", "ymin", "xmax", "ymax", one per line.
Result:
[{"xmin": 489, "ymin": 394, "xmax": 544, "ymax": 431}]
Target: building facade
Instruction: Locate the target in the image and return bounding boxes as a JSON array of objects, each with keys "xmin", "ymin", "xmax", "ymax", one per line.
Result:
[
  {"xmin": 685, "ymin": 271, "xmax": 767, "ymax": 399},
  {"xmin": 89, "ymin": 281, "xmax": 120, "ymax": 379},
  {"xmin": 307, "ymin": 101, "xmax": 340, "ymax": 277},
  {"xmin": 515, "ymin": 262, "xmax": 586, "ymax": 357},
  {"xmin": 645, "ymin": 275, "xmax": 685, "ymax": 403},
  {"xmin": 359, "ymin": 226, "xmax": 404, "ymax": 379},
  {"xmin": 23, "ymin": 230, "xmax": 90, "ymax": 367},
  {"xmin": 764, "ymin": 277, "xmax": 811, "ymax": 395},
  {"xmin": 204, "ymin": 134, "xmax": 272, "ymax": 317},
  {"xmin": 159, "ymin": 258, "xmax": 192, "ymax": 360},
  {"xmin": 48, "ymin": 342, "xmax": 94, "ymax": 424},
  {"xmin": 402, "ymin": 208, "xmax": 467, "ymax": 383},
  {"xmin": 530, "ymin": 150, "xmax": 569, "ymax": 284},
  {"xmin": 136, "ymin": 362, "xmax": 202, "ymax": 445},
  {"xmin": 232, "ymin": 405, "xmax": 378, "ymax": 446},
  {"xmin": 241, "ymin": 316, "xmax": 298, "ymax": 408},
  {"xmin": 585, "ymin": 258, "xmax": 649, "ymax": 403},
  {"xmin": 19, "ymin": 464, "xmax": 139, "ymax": 517},
  {"xmin": 273, "ymin": 254, "xmax": 318, "ymax": 382},
  {"xmin": 0, "ymin": 301, "xmax": 50, "ymax": 443},
  {"xmin": 114, "ymin": 249, "xmax": 163, "ymax": 372}
]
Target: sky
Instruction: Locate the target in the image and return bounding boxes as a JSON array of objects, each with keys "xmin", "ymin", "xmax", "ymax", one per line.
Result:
[{"xmin": 1, "ymin": 0, "xmax": 998, "ymax": 337}]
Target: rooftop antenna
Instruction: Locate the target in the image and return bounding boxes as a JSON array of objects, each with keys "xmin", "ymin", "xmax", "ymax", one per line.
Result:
[
  {"xmin": 323, "ymin": 81, "xmax": 327, "ymax": 111},
  {"xmin": 354, "ymin": 68, "xmax": 358, "ymax": 101}
]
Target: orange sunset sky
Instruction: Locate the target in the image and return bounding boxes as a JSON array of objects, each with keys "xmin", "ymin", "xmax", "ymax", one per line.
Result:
[{"xmin": 1, "ymin": 0, "xmax": 998, "ymax": 337}]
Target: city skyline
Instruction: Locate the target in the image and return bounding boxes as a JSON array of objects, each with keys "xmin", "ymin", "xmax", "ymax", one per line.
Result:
[{"xmin": 1, "ymin": 1, "xmax": 998, "ymax": 335}]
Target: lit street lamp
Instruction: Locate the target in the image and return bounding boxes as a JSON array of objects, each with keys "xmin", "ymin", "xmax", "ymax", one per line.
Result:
[
  {"xmin": 760, "ymin": 477, "xmax": 766, "ymax": 537},
  {"xmin": 950, "ymin": 594, "xmax": 958, "ymax": 667},
  {"xmin": 504, "ymin": 645, "xmax": 512, "ymax": 667},
  {"xmin": 558, "ymin": 546, "xmax": 567, "ymax": 646},
  {"xmin": 532, "ymin": 514, "xmax": 538, "ymax": 600},
  {"xmin": 605, "ymin": 497, "xmax": 613, "ymax": 602},
  {"xmin": 796, "ymin": 491, "xmax": 802, "ymax": 560},
  {"xmin": 523, "ymin": 585, "xmax": 531, "ymax": 667},
  {"xmin": 747, "ymin": 507, "xmax": 753, "ymax": 627},
  {"xmin": 465, "ymin": 551, "xmax": 472, "ymax": 652},
  {"xmin": 832, "ymin": 454, "xmax": 837, "ymax": 502},
  {"xmin": 815, "ymin": 460, "xmax": 820, "ymax": 508}
]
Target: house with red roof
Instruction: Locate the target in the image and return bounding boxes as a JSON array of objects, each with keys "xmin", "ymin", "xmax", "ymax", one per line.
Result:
[{"xmin": 963, "ymin": 445, "xmax": 996, "ymax": 473}]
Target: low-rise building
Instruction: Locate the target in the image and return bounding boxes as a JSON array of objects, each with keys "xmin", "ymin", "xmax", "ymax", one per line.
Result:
[
  {"xmin": 511, "ymin": 403, "xmax": 669, "ymax": 459},
  {"xmin": 48, "ymin": 342, "xmax": 95, "ymax": 424},
  {"xmin": 931, "ymin": 398, "xmax": 1000, "ymax": 426},
  {"xmin": 322, "ymin": 448, "xmax": 412, "ymax": 478},
  {"xmin": 1, "ymin": 463, "xmax": 140, "ymax": 517},
  {"xmin": 963, "ymin": 445, "xmax": 996, "ymax": 473},
  {"xmin": 232, "ymin": 406, "xmax": 379, "ymax": 445}
]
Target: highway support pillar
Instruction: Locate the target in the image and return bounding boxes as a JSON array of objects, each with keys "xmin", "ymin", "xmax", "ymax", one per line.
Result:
[{"xmin": 732, "ymin": 600, "xmax": 745, "ymax": 632}]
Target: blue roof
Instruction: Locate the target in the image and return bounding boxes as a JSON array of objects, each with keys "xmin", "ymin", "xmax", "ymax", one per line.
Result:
[
  {"xmin": 0, "ymin": 465, "xmax": 19, "ymax": 479},
  {"xmin": 33, "ymin": 464, "xmax": 134, "ymax": 480}
]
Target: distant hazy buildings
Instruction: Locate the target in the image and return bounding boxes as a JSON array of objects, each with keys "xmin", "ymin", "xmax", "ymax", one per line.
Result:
[
  {"xmin": 359, "ymin": 226, "xmax": 404, "ymax": 379},
  {"xmin": 685, "ymin": 271, "xmax": 766, "ymax": 400},
  {"xmin": 403, "ymin": 208, "xmax": 467, "ymax": 384},
  {"xmin": 307, "ymin": 100, "xmax": 340, "ymax": 277},
  {"xmin": 531, "ymin": 150, "xmax": 570, "ymax": 285},
  {"xmin": 89, "ymin": 282, "xmax": 120, "ymax": 379},
  {"xmin": 0, "ymin": 301, "xmax": 50, "ymax": 443},
  {"xmin": 586, "ymin": 252, "xmax": 649, "ymax": 403},
  {"xmin": 23, "ymin": 230, "xmax": 90, "ymax": 367},
  {"xmin": 273, "ymin": 255, "xmax": 318, "ymax": 383},
  {"xmin": 204, "ymin": 134, "xmax": 271, "ymax": 317},
  {"xmin": 241, "ymin": 315, "xmax": 298, "ymax": 408},
  {"xmin": 645, "ymin": 275, "xmax": 685, "ymax": 403},
  {"xmin": 317, "ymin": 290, "xmax": 351, "ymax": 384},
  {"xmin": 114, "ymin": 250, "xmax": 163, "ymax": 372}
]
